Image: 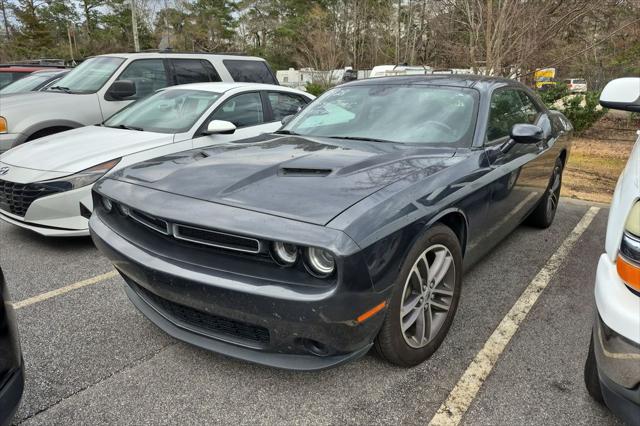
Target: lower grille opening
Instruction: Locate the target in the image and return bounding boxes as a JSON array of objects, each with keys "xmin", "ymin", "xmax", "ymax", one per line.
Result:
[
  {"xmin": 131, "ymin": 281, "xmax": 270, "ymax": 345},
  {"xmin": 0, "ymin": 179, "xmax": 65, "ymax": 217}
]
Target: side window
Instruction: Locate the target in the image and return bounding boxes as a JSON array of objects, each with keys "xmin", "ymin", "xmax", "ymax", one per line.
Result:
[
  {"xmin": 517, "ymin": 91, "xmax": 541, "ymax": 124},
  {"xmin": 267, "ymin": 92, "xmax": 308, "ymax": 121},
  {"xmin": 487, "ymin": 89, "xmax": 533, "ymax": 141},
  {"xmin": 211, "ymin": 92, "xmax": 264, "ymax": 128},
  {"xmin": 223, "ymin": 60, "xmax": 277, "ymax": 84},
  {"xmin": 172, "ymin": 59, "xmax": 221, "ymax": 85},
  {"xmin": 117, "ymin": 59, "xmax": 168, "ymax": 99}
]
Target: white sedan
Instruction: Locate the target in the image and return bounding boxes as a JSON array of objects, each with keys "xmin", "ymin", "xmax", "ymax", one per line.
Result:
[
  {"xmin": 0, "ymin": 83, "xmax": 313, "ymax": 236},
  {"xmin": 584, "ymin": 77, "xmax": 640, "ymax": 425}
]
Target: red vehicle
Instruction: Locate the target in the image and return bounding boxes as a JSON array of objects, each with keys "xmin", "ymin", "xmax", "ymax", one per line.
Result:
[{"xmin": 0, "ymin": 65, "xmax": 65, "ymax": 89}]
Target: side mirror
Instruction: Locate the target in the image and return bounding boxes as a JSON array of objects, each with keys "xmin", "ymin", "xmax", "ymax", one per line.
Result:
[
  {"xmin": 510, "ymin": 123, "xmax": 544, "ymax": 144},
  {"xmin": 204, "ymin": 120, "xmax": 236, "ymax": 135},
  {"xmin": 281, "ymin": 115, "xmax": 295, "ymax": 126},
  {"xmin": 107, "ymin": 80, "xmax": 136, "ymax": 100},
  {"xmin": 600, "ymin": 78, "xmax": 640, "ymax": 112},
  {"xmin": 500, "ymin": 124, "xmax": 544, "ymax": 153}
]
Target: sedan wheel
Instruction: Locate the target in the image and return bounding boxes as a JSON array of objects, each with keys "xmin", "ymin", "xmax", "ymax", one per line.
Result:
[{"xmin": 375, "ymin": 224, "xmax": 462, "ymax": 367}]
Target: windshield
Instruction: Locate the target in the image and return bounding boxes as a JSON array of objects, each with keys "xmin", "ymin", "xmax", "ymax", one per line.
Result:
[
  {"xmin": 104, "ymin": 89, "xmax": 221, "ymax": 133},
  {"xmin": 284, "ymin": 84, "xmax": 478, "ymax": 146},
  {"xmin": 1, "ymin": 73, "xmax": 54, "ymax": 94},
  {"xmin": 49, "ymin": 57, "xmax": 124, "ymax": 94}
]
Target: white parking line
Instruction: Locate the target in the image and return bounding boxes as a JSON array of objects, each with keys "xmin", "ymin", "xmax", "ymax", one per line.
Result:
[
  {"xmin": 12, "ymin": 270, "xmax": 118, "ymax": 310},
  {"xmin": 429, "ymin": 206, "xmax": 600, "ymax": 426}
]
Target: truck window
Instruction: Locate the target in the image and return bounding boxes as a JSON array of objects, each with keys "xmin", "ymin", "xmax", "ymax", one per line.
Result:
[
  {"xmin": 223, "ymin": 60, "xmax": 277, "ymax": 84},
  {"xmin": 172, "ymin": 59, "xmax": 221, "ymax": 85}
]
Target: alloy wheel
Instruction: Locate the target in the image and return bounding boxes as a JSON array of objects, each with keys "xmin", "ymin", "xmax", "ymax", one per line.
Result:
[
  {"xmin": 400, "ymin": 244, "xmax": 456, "ymax": 349},
  {"xmin": 546, "ymin": 165, "xmax": 561, "ymax": 218}
]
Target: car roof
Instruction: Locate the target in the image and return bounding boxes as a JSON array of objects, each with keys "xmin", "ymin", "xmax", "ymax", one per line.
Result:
[
  {"xmin": 345, "ymin": 74, "xmax": 525, "ymax": 91},
  {"xmin": 164, "ymin": 82, "xmax": 308, "ymax": 95},
  {"xmin": 98, "ymin": 52, "xmax": 268, "ymax": 61}
]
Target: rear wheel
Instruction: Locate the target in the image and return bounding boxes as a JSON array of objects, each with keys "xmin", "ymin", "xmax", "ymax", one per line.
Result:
[
  {"xmin": 584, "ymin": 333, "xmax": 604, "ymax": 404},
  {"xmin": 374, "ymin": 224, "xmax": 462, "ymax": 367},
  {"xmin": 526, "ymin": 157, "xmax": 563, "ymax": 228}
]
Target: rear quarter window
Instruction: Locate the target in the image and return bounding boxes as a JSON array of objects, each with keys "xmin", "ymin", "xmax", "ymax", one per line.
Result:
[{"xmin": 223, "ymin": 60, "xmax": 277, "ymax": 84}]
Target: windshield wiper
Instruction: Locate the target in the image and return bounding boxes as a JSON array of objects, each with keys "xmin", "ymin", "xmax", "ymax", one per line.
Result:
[
  {"xmin": 326, "ymin": 136, "xmax": 397, "ymax": 143},
  {"xmin": 274, "ymin": 130, "xmax": 300, "ymax": 135},
  {"xmin": 48, "ymin": 85, "xmax": 72, "ymax": 93},
  {"xmin": 111, "ymin": 124, "xmax": 144, "ymax": 131}
]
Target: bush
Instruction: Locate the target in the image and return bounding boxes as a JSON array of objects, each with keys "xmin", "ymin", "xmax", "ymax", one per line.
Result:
[
  {"xmin": 305, "ymin": 82, "xmax": 329, "ymax": 96},
  {"xmin": 540, "ymin": 83, "xmax": 606, "ymax": 133}
]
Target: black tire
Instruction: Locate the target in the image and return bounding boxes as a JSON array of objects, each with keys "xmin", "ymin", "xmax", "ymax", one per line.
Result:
[
  {"xmin": 374, "ymin": 224, "xmax": 462, "ymax": 367},
  {"xmin": 584, "ymin": 333, "xmax": 604, "ymax": 404},
  {"xmin": 526, "ymin": 157, "xmax": 563, "ymax": 228}
]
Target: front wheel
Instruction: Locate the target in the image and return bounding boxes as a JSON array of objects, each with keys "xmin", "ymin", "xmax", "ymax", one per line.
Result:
[
  {"xmin": 526, "ymin": 157, "xmax": 563, "ymax": 228},
  {"xmin": 374, "ymin": 224, "xmax": 462, "ymax": 367}
]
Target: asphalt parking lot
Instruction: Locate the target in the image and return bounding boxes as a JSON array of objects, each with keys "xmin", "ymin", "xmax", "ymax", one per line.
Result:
[{"xmin": 0, "ymin": 199, "xmax": 624, "ymax": 425}]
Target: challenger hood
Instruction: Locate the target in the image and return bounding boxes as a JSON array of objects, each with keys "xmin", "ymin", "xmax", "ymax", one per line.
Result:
[
  {"xmin": 0, "ymin": 126, "xmax": 175, "ymax": 173},
  {"xmin": 113, "ymin": 135, "xmax": 460, "ymax": 225}
]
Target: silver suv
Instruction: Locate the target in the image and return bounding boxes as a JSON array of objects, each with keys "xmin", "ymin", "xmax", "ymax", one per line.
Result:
[{"xmin": 0, "ymin": 52, "xmax": 278, "ymax": 153}]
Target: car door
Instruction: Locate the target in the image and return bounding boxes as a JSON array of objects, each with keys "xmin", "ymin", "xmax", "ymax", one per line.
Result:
[
  {"xmin": 482, "ymin": 87, "xmax": 553, "ymax": 244},
  {"xmin": 99, "ymin": 59, "xmax": 170, "ymax": 120}
]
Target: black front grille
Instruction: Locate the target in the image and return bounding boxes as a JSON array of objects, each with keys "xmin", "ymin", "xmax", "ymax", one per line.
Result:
[
  {"xmin": 133, "ymin": 282, "xmax": 270, "ymax": 345},
  {"xmin": 0, "ymin": 179, "xmax": 64, "ymax": 217},
  {"xmin": 117, "ymin": 204, "xmax": 262, "ymax": 255},
  {"xmin": 174, "ymin": 224, "xmax": 261, "ymax": 253}
]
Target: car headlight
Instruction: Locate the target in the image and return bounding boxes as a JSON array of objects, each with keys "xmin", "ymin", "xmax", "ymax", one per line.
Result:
[
  {"xmin": 272, "ymin": 241, "xmax": 299, "ymax": 266},
  {"xmin": 38, "ymin": 158, "xmax": 121, "ymax": 191},
  {"xmin": 305, "ymin": 247, "xmax": 336, "ymax": 277},
  {"xmin": 617, "ymin": 201, "xmax": 640, "ymax": 293},
  {"xmin": 0, "ymin": 116, "xmax": 7, "ymax": 133}
]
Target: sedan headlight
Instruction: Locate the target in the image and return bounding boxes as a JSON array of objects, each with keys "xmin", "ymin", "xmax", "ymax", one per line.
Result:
[
  {"xmin": 0, "ymin": 116, "xmax": 7, "ymax": 133},
  {"xmin": 38, "ymin": 159, "xmax": 121, "ymax": 191},
  {"xmin": 617, "ymin": 201, "xmax": 640, "ymax": 293}
]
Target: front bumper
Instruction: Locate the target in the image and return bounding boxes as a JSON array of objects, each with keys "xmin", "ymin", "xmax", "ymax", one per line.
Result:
[
  {"xmin": 0, "ymin": 365, "xmax": 24, "ymax": 426},
  {"xmin": 593, "ymin": 254, "xmax": 640, "ymax": 425},
  {"xmin": 593, "ymin": 318, "xmax": 640, "ymax": 426},
  {"xmin": 89, "ymin": 212, "xmax": 388, "ymax": 371},
  {"xmin": 0, "ymin": 185, "xmax": 92, "ymax": 237}
]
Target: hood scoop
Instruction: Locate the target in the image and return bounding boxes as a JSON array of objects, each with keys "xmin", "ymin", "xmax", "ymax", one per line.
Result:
[{"xmin": 279, "ymin": 168, "xmax": 332, "ymax": 177}]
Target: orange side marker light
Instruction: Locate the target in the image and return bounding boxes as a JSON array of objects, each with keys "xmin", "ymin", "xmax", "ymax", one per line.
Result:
[{"xmin": 356, "ymin": 301, "xmax": 386, "ymax": 324}]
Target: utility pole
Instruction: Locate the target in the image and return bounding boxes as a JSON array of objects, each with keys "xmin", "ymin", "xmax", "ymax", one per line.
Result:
[
  {"xmin": 396, "ymin": 0, "xmax": 401, "ymax": 65},
  {"xmin": 67, "ymin": 23, "xmax": 75, "ymax": 62},
  {"xmin": 131, "ymin": 0, "xmax": 140, "ymax": 52}
]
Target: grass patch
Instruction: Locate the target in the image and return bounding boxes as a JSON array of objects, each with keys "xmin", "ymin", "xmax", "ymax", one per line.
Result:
[{"xmin": 562, "ymin": 137, "xmax": 634, "ymax": 204}]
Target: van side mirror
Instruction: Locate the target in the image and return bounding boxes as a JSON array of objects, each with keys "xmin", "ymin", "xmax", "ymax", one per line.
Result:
[
  {"xmin": 204, "ymin": 120, "xmax": 236, "ymax": 135},
  {"xmin": 600, "ymin": 78, "xmax": 640, "ymax": 112},
  {"xmin": 107, "ymin": 80, "xmax": 136, "ymax": 100}
]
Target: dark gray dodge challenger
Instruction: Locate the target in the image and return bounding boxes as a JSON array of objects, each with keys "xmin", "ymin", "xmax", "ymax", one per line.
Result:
[{"xmin": 90, "ymin": 76, "xmax": 573, "ymax": 370}]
